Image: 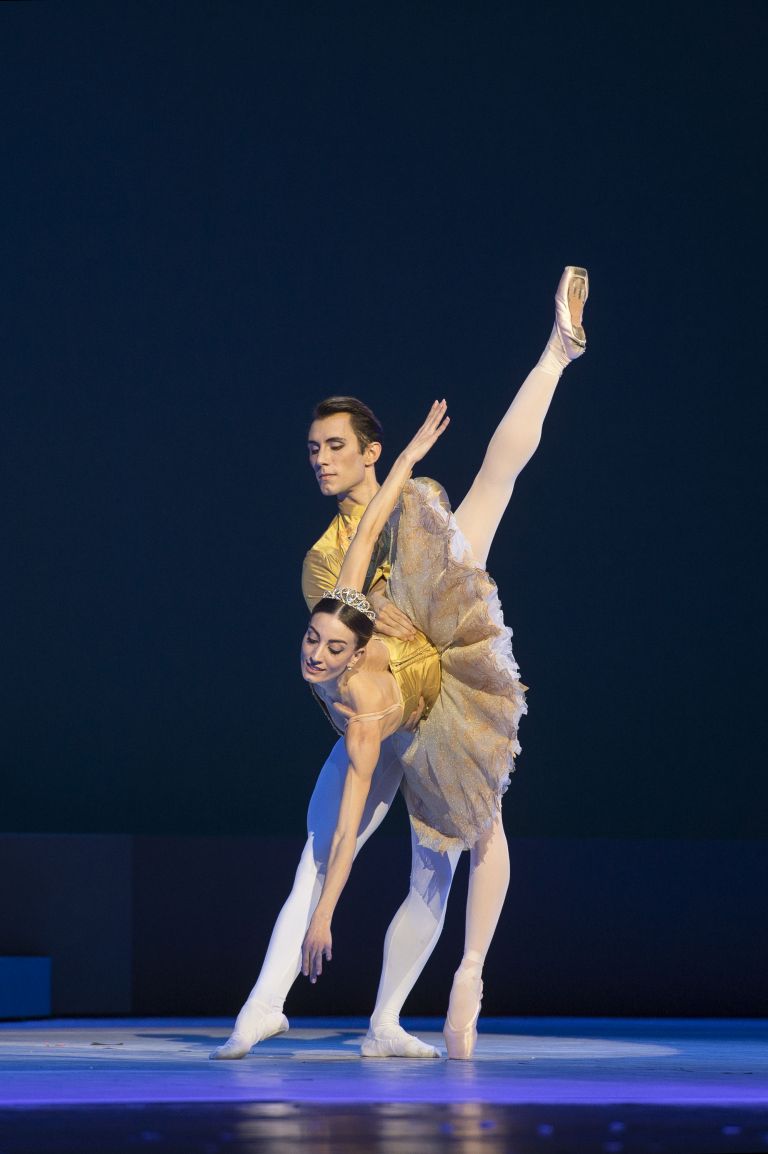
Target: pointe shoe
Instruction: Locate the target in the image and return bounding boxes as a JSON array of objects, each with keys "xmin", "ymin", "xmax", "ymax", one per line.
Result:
[
  {"xmin": 209, "ymin": 1006, "xmax": 289, "ymax": 1060},
  {"xmin": 554, "ymin": 265, "xmax": 589, "ymax": 359},
  {"xmin": 538, "ymin": 265, "xmax": 589, "ymax": 375},
  {"xmin": 443, "ymin": 971, "xmax": 483, "ymax": 1060},
  {"xmin": 361, "ymin": 1023, "xmax": 441, "ymax": 1059}
]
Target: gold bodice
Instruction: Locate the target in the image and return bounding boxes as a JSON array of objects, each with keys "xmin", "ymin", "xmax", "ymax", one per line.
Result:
[
  {"xmin": 303, "ymin": 502, "xmax": 441, "ymax": 729},
  {"xmin": 378, "ymin": 632, "xmax": 441, "ymax": 723}
]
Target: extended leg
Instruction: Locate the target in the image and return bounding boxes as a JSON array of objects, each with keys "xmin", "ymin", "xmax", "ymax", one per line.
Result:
[
  {"xmin": 361, "ymin": 831, "xmax": 461, "ymax": 1058},
  {"xmin": 444, "ymin": 813, "xmax": 510, "ymax": 1059},
  {"xmin": 210, "ymin": 737, "xmax": 402, "ymax": 1059},
  {"xmin": 454, "ymin": 267, "xmax": 588, "ymax": 567}
]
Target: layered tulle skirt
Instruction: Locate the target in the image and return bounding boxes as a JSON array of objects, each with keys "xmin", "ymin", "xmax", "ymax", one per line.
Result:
[{"xmin": 388, "ymin": 478, "xmax": 527, "ymax": 852}]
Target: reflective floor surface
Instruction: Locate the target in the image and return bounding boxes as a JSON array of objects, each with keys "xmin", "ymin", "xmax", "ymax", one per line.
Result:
[{"xmin": 1, "ymin": 1017, "xmax": 766, "ymax": 1152}]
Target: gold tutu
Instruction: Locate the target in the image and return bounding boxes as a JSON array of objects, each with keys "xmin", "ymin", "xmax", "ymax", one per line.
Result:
[{"xmin": 388, "ymin": 479, "xmax": 527, "ymax": 852}]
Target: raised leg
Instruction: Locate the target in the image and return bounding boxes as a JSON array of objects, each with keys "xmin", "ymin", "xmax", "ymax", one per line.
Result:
[
  {"xmin": 454, "ymin": 266, "xmax": 588, "ymax": 567},
  {"xmin": 443, "ymin": 269, "xmax": 588, "ymax": 1055},
  {"xmin": 210, "ymin": 737, "xmax": 402, "ymax": 1059},
  {"xmin": 361, "ymin": 830, "xmax": 461, "ymax": 1058}
]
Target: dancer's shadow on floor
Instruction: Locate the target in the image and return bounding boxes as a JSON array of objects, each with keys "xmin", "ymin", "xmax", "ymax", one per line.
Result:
[{"xmin": 135, "ymin": 1030, "xmax": 362, "ymax": 1055}]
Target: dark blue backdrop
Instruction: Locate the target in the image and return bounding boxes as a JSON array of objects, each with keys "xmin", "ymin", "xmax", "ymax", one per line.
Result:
[{"xmin": 3, "ymin": 1, "xmax": 765, "ymax": 840}]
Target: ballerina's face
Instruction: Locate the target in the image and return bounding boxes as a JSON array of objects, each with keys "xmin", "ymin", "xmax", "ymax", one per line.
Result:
[
  {"xmin": 307, "ymin": 413, "xmax": 378, "ymax": 499},
  {"xmin": 301, "ymin": 612, "xmax": 364, "ymax": 684}
]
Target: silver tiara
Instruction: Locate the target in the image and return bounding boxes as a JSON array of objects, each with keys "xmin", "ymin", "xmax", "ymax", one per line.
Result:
[{"xmin": 328, "ymin": 587, "xmax": 376, "ymax": 621}]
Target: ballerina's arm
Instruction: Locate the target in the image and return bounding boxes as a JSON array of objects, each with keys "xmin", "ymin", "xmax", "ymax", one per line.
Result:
[
  {"xmin": 333, "ymin": 400, "xmax": 450, "ymax": 595},
  {"xmin": 301, "ymin": 712, "xmax": 382, "ymax": 982}
]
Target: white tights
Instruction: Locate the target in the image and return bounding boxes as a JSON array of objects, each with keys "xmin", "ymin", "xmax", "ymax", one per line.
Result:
[
  {"xmin": 230, "ymin": 343, "xmax": 568, "ymax": 1039},
  {"xmin": 225, "ymin": 736, "xmax": 459, "ymax": 1053},
  {"xmin": 443, "ymin": 355, "xmax": 566, "ymax": 997}
]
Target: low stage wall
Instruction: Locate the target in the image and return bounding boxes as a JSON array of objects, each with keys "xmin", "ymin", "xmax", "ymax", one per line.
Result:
[{"xmin": 1, "ymin": 830, "xmax": 765, "ymax": 1019}]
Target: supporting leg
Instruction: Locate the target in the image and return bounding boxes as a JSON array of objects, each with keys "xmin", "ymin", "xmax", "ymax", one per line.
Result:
[
  {"xmin": 464, "ymin": 813, "xmax": 511, "ymax": 961},
  {"xmin": 444, "ymin": 813, "xmax": 510, "ymax": 1059}
]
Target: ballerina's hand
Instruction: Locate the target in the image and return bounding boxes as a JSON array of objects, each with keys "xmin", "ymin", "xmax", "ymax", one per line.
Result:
[
  {"xmin": 302, "ymin": 916, "xmax": 333, "ymax": 984},
  {"xmin": 402, "ymin": 400, "xmax": 450, "ymax": 467}
]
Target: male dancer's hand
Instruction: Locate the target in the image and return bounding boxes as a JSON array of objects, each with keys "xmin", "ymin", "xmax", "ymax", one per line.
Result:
[
  {"xmin": 403, "ymin": 695, "xmax": 425, "ymax": 732},
  {"xmin": 368, "ymin": 584, "xmax": 417, "ymax": 640}
]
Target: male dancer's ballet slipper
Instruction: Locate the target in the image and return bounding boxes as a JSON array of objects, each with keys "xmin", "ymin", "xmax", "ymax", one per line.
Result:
[
  {"xmin": 539, "ymin": 265, "xmax": 589, "ymax": 374},
  {"xmin": 209, "ymin": 1005, "xmax": 289, "ymax": 1060},
  {"xmin": 360, "ymin": 1023, "xmax": 441, "ymax": 1059},
  {"xmin": 442, "ymin": 967, "xmax": 483, "ymax": 1060}
]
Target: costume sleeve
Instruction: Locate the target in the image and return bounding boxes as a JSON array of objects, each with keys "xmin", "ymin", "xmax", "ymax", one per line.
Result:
[{"xmin": 302, "ymin": 548, "xmax": 340, "ymax": 612}]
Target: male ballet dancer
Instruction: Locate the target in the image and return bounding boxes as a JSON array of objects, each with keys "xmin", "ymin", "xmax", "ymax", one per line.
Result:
[
  {"xmin": 213, "ymin": 396, "xmax": 454, "ymax": 1059},
  {"xmin": 212, "ymin": 272, "xmax": 586, "ymax": 1059}
]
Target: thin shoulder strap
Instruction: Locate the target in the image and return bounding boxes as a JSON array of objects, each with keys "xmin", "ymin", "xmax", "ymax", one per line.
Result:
[{"xmin": 344, "ymin": 700, "xmax": 403, "ymax": 726}]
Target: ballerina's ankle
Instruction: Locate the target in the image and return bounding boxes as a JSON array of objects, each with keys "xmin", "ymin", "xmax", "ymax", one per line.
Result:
[
  {"xmin": 455, "ymin": 949, "xmax": 484, "ymax": 979},
  {"xmin": 447, "ymin": 954, "xmax": 484, "ymax": 1027},
  {"xmin": 537, "ymin": 324, "xmax": 573, "ymax": 376}
]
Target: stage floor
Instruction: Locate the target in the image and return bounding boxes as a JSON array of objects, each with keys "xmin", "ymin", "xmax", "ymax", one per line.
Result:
[{"xmin": 1, "ymin": 1017, "xmax": 767, "ymax": 1152}]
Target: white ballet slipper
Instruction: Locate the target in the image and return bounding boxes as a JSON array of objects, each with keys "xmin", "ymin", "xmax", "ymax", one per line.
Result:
[
  {"xmin": 209, "ymin": 1006, "xmax": 289, "ymax": 1060},
  {"xmin": 360, "ymin": 1023, "xmax": 441, "ymax": 1059}
]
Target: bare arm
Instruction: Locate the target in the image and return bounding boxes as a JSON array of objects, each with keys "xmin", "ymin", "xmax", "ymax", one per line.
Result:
[
  {"xmin": 301, "ymin": 715, "xmax": 382, "ymax": 982},
  {"xmin": 335, "ymin": 400, "xmax": 449, "ymax": 594}
]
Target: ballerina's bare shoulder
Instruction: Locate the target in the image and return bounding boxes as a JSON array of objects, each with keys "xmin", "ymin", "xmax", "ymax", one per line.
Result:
[{"xmin": 329, "ymin": 640, "xmax": 404, "ymax": 735}]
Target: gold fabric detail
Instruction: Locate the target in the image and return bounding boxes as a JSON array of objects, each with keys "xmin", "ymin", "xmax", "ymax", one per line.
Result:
[
  {"xmin": 380, "ymin": 633, "xmax": 441, "ymax": 723},
  {"xmin": 388, "ymin": 479, "xmax": 527, "ymax": 853},
  {"xmin": 302, "ymin": 502, "xmax": 391, "ymax": 612},
  {"xmin": 302, "ymin": 481, "xmax": 526, "ymax": 854},
  {"xmin": 302, "ymin": 499, "xmax": 440, "ymax": 725}
]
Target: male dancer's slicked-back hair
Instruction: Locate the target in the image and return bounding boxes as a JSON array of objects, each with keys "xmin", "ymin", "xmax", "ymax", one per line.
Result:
[{"xmin": 311, "ymin": 396, "xmax": 384, "ymax": 453}]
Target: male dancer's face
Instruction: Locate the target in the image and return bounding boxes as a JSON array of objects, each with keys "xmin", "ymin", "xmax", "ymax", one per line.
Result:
[{"xmin": 307, "ymin": 413, "xmax": 377, "ymax": 502}]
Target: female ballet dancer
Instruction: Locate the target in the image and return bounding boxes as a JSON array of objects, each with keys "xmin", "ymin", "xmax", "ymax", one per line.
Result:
[{"xmin": 212, "ymin": 265, "xmax": 588, "ymax": 1060}]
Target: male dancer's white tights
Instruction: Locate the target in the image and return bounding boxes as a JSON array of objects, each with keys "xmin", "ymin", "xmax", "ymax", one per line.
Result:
[
  {"xmin": 212, "ymin": 737, "xmax": 458, "ymax": 1058},
  {"xmin": 213, "ymin": 321, "xmax": 575, "ymax": 1058}
]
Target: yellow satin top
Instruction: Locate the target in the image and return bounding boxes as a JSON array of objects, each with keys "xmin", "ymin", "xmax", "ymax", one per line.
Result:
[{"xmin": 302, "ymin": 503, "xmax": 442, "ymax": 725}]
